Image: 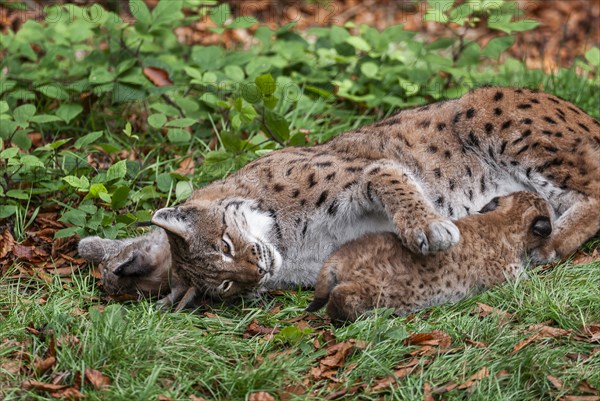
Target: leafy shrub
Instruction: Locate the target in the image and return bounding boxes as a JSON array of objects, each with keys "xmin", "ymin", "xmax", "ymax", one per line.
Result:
[{"xmin": 0, "ymin": 0, "xmax": 598, "ymax": 239}]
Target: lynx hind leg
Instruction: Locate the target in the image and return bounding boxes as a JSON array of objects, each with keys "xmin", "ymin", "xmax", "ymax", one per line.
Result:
[
  {"xmin": 305, "ymin": 261, "xmax": 339, "ymax": 312},
  {"xmin": 532, "ymin": 196, "xmax": 600, "ymax": 262},
  {"xmin": 364, "ymin": 162, "xmax": 460, "ymax": 254},
  {"xmin": 326, "ymin": 283, "xmax": 371, "ymax": 322}
]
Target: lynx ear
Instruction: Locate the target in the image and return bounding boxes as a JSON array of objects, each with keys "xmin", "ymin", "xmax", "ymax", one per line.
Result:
[
  {"xmin": 479, "ymin": 196, "xmax": 500, "ymax": 213},
  {"xmin": 152, "ymin": 207, "xmax": 191, "ymax": 240}
]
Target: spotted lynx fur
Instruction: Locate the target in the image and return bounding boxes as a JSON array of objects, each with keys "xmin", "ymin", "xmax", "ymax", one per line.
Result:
[
  {"xmin": 78, "ymin": 87, "xmax": 600, "ymax": 306},
  {"xmin": 306, "ymin": 192, "xmax": 553, "ymax": 321}
]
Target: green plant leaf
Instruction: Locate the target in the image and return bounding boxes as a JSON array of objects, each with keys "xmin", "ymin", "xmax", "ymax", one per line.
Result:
[
  {"xmin": 346, "ymin": 36, "xmax": 372, "ymax": 52},
  {"xmin": 241, "ymin": 84, "xmax": 262, "ymax": 103},
  {"xmin": 175, "ymin": 180, "xmax": 193, "ymax": 202},
  {"xmin": 210, "ymin": 3, "xmax": 231, "ymax": 26},
  {"xmin": 56, "ymin": 104, "xmax": 84, "ymax": 124},
  {"xmin": 360, "ymin": 62, "xmax": 379, "ymax": 78},
  {"xmin": 148, "ymin": 113, "xmax": 167, "ymax": 129},
  {"xmin": 106, "ymin": 160, "xmax": 127, "ymax": 181},
  {"xmin": 156, "ymin": 173, "xmax": 173, "ymax": 192},
  {"xmin": 12, "ymin": 130, "xmax": 32, "ymax": 150},
  {"xmin": 585, "ymin": 47, "xmax": 600, "ymax": 67},
  {"xmin": 167, "ymin": 128, "xmax": 192, "ymax": 143},
  {"xmin": 0, "ymin": 101, "xmax": 8, "ymax": 114},
  {"xmin": 30, "ymin": 114, "xmax": 62, "ymax": 124},
  {"xmin": 63, "ymin": 175, "xmax": 90, "ymax": 190},
  {"xmin": 228, "ymin": 16, "xmax": 258, "ymax": 29},
  {"xmin": 89, "ymin": 183, "xmax": 108, "ymax": 198},
  {"xmin": 482, "ymin": 36, "xmax": 515, "ymax": 59},
  {"xmin": 111, "ymin": 186, "xmax": 131, "ymax": 210},
  {"xmin": 151, "ymin": 0, "xmax": 183, "ymax": 27},
  {"xmin": 54, "ymin": 227, "xmax": 81, "ymax": 239},
  {"xmin": 264, "ymin": 109, "xmax": 290, "ymax": 142},
  {"xmin": 255, "ymin": 74, "xmax": 276, "ymax": 96},
  {"xmin": 0, "ymin": 147, "xmax": 19, "ymax": 159},
  {"xmin": 129, "ymin": 0, "xmax": 152, "ymax": 27},
  {"xmin": 36, "ymin": 85, "xmax": 69, "ymax": 100},
  {"xmin": 225, "ymin": 65, "xmax": 245, "ymax": 82},
  {"xmin": 19, "ymin": 155, "xmax": 44, "ymax": 168},
  {"xmin": 74, "ymin": 131, "xmax": 103, "ymax": 149},
  {"xmin": 13, "ymin": 104, "xmax": 36, "ymax": 123},
  {"xmin": 166, "ymin": 118, "xmax": 197, "ymax": 128}
]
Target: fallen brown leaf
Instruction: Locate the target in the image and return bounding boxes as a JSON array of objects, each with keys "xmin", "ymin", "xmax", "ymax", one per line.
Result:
[
  {"xmin": 13, "ymin": 244, "xmax": 36, "ymax": 261},
  {"xmin": 325, "ymin": 385, "xmax": 362, "ymax": 400},
  {"xmin": 457, "ymin": 366, "xmax": 490, "ymax": 390},
  {"xmin": 175, "ymin": 156, "xmax": 195, "ymax": 176},
  {"xmin": 560, "ymin": 396, "xmax": 599, "ymax": 401},
  {"xmin": 278, "ymin": 384, "xmax": 306, "ymax": 401},
  {"xmin": 474, "ymin": 303, "xmax": 513, "ymax": 324},
  {"xmin": 578, "ymin": 381, "xmax": 598, "ymax": 395},
  {"xmin": 243, "ymin": 319, "xmax": 279, "ymax": 338},
  {"xmin": 547, "ymin": 374, "xmax": 563, "ymax": 390},
  {"xmin": 571, "ymin": 249, "xmax": 599, "ymax": 265},
  {"xmin": 403, "ymin": 330, "xmax": 451, "ymax": 348},
  {"xmin": 320, "ymin": 341, "xmax": 354, "ymax": 368},
  {"xmin": 49, "ymin": 387, "xmax": 85, "ymax": 400},
  {"xmin": 248, "ymin": 391, "xmax": 275, "ymax": 401},
  {"xmin": 189, "ymin": 396, "xmax": 209, "ymax": 401},
  {"xmin": 158, "ymin": 396, "xmax": 173, "ymax": 401},
  {"xmin": 512, "ymin": 324, "xmax": 572, "ymax": 353},
  {"xmin": 370, "ymin": 358, "xmax": 420, "ymax": 392},
  {"xmin": 34, "ymin": 356, "xmax": 56, "ymax": 375},
  {"xmin": 21, "ymin": 380, "xmax": 68, "ymax": 392},
  {"xmin": 574, "ymin": 324, "xmax": 600, "ymax": 343},
  {"xmin": 465, "ymin": 338, "xmax": 487, "ymax": 348},
  {"xmin": 144, "ymin": 67, "xmax": 173, "ymax": 87},
  {"xmin": 423, "ymin": 382, "xmax": 434, "ymax": 401},
  {"xmin": 0, "ymin": 229, "xmax": 15, "ymax": 259},
  {"xmin": 85, "ymin": 368, "xmax": 110, "ymax": 390}
]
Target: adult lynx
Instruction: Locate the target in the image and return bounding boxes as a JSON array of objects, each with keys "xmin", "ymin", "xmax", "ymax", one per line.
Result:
[{"xmin": 79, "ymin": 87, "xmax": 600, "ymax": 305}]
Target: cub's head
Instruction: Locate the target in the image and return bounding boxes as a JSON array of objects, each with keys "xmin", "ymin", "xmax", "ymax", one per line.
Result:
[
  {"xmin": 479, "ymin": 191, "xmax": 553, "ymax": 251},
  {"xmin": 152, "ymin": 198, "xmax": 282, "ymax": 299}
]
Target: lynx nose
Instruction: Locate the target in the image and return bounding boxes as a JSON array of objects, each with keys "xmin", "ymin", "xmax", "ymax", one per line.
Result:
[{"xmin": 532, "ymin": 216, "xmax": 552, "ymax": 238}]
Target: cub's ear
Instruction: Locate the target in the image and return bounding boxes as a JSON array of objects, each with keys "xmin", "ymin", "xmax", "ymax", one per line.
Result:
[
  {"xmin": 152, "ymin": 207, "xmax": 191, "ymax": 240},
  {"xmin": 112, "ymin": 250, "xmax": 155, "ymax": 277},
  {"xmin": 531, "ymin": 216, "xmax": 552, "ymax": 238},
  {"xmin": 479, "ymin": 196, "xmax": 500, "ymax": 213}
]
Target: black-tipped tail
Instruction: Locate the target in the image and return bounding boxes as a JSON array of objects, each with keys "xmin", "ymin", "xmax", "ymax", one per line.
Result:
[{"xmin": 305, "ymin": 297, "xmax": 328, "ymax": 312}]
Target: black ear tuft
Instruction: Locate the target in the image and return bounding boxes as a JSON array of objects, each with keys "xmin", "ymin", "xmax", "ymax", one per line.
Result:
[
  {"xmin": 532, "ymin": 216, "xmax": 552, "ymax": 238},
  {"xmin": 479, "ymin": 197, "xmax": 500, "ymax": 213}
]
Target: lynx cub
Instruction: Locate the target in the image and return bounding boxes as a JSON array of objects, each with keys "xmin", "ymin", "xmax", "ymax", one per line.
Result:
[
  {"xmin": 306, "ymin": 192, "xmax": 553, "ymax": 321},
  {"xmin": 79, "ymin": 87, "xmax": 599, "ymax": 306}
]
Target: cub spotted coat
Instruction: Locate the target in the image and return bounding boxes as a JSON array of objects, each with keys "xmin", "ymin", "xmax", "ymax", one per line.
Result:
[
  {"xmin": 306, "ymin": 192, "xmax": 552, "ymax": 321},
  {"xmin": 78, "ymin": 87, "xmax": 600, "ymax": 306}
]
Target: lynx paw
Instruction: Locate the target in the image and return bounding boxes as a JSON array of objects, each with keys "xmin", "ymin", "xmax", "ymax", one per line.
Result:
[{"xmin": 402, "ymin": 219, "xmax": 460, "ymax": 255}]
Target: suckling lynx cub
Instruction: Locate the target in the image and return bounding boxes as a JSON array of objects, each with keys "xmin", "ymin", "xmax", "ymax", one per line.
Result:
[
  {"xmin": 306, "ymin": 191, "xmax": 552, "ymax": 321},
  {"xmin": 78, "ymin": 87, "xmax": 600, "ymax": 306}
]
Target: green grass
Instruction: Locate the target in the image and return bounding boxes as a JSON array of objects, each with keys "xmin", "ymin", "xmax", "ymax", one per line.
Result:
[{"xmin": 1, "ymin": 258, "xmax": 598, "ymax": 401}]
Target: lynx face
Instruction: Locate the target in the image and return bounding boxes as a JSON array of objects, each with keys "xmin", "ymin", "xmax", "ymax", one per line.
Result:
[
  {"xmin": 479, "ymin": 191, "xmax": 554, "ymax": 254},
  {"xmin": 151, "ymin": 198, "xmax": 283, "ymax": 298}
]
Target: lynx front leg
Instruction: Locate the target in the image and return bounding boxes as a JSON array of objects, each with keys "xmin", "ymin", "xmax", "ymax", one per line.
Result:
[{"xmin": 362, "ymin": 161, "xmax": 460, "ymax": 254}]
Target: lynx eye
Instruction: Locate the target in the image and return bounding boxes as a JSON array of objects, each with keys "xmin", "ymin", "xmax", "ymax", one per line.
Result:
[
  {"xmin": 221, "ymin": 280, "xmax": 233, "ymax": 293},
  {"xmin": 221, "ymin": 238, "xmax": 233, "ymax": 256}
]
